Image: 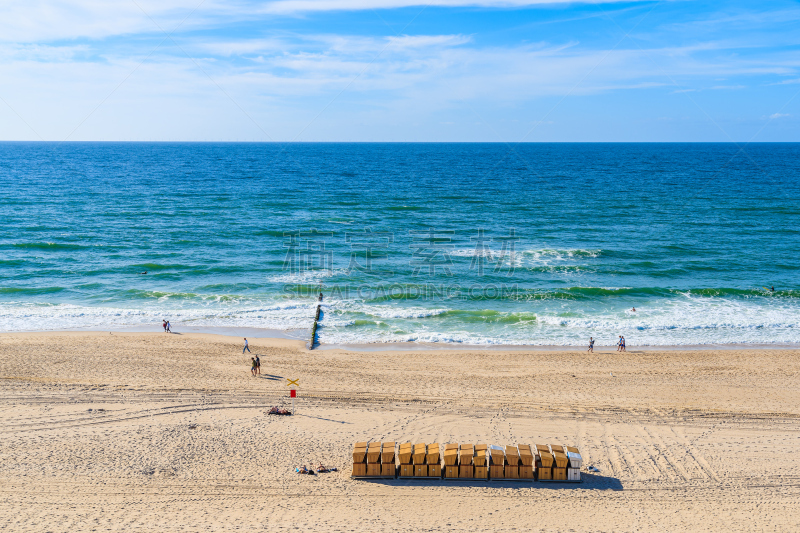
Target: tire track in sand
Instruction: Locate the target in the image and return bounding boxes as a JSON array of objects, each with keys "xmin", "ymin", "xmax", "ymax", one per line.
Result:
[
  {"xmin": 627, "ymin": 422, "xmax": 681, "ymax": 483},
  {"xmin": 603, "ymin": 430, "xmax": 647, "ymax": 482},
  {"xmin": 639, "ymin": 423, "xmax": 692, "ymax": 483},
  {"xmin": 670, "ymin": 425, "xmax": 721, "ymax": 483},
  {"xmin": 369, "ymin": 402, "xmax": 447, "ymax": 442},
  {"xmin": 600, "ymin": 421, "xmax": 624, "ymax": 480}
]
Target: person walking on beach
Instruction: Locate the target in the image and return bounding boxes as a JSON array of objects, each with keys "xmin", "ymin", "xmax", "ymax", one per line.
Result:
[
  {"xmin": 243, "ymin": 338, "xmax": 251, "ymax": 354},
  {"xmin": 620, "ymin": 336, "xmax": 626, "ymax": 352},
  {"xmin": 251, "ymin": 357, "xmax": 257, "ymax": 376},
  {"xmin": 588, "ymin": 337, "xmax": 594, "ymax": 353},
  {"xmin": 162, "ymin": 320, "xmax": 167, "ymax": 333},
  {"xmin": 617, "ymin": 336, "xmax": 623, "ymax": 352},
  {"xmin": 166, "ymin": 321, "xmax": 171, "ymax": 333},
  {"xmin": 255, "ymin": 355, "xmax": 261, "ymax": 375}
]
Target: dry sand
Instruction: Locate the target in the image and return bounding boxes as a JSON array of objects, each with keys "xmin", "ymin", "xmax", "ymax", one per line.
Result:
[{"xmin": 1, "ymin": 331, "xmax": 799, "ymax": 532}]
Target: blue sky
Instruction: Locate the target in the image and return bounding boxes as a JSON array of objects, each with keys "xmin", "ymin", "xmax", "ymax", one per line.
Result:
[{"xmin": 1, "ymin": 0, "xmax": 799, "ymax": 141}]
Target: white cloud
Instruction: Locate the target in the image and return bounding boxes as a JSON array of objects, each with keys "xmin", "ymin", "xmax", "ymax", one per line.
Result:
[
  {"xmin": 0, "ymin": 0, "xmax": 646, "ymax": 42},
  {"xmin": 260, "ymin": 0, "xmax": 639, "ymax": 14},
  {"xmin": 0, "ymin": 0, "xmax": 230, "ymax": 42},
  {"xmin": 0, "ymin": 43, "xmax": 91, "ymax": 62},
  {"xmin": 386, "ymin": 34, "xmax": 472, "ymax": 49},
  {"xmin": 709, "ymin": 84, "xmax": 746, "ymax": 90},
  {"xmin": 5, "ymin": 35, "xmax": 782, "ymax": 140},
  {"xmin": 769, "ymin": 113, "xmax": 790, "ymax": 119},
  {"xmin": 1, "ymin": 1, "xmax": 798, "ymax": 141},
  {"xmin": 665, "ymin": 7, "xmax": 800, "ymax": 33}
]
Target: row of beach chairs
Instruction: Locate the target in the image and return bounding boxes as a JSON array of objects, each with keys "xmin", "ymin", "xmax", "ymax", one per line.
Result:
[{"xmin": 352, "ymin": 441, "xmax": 582, "ymax": 482}]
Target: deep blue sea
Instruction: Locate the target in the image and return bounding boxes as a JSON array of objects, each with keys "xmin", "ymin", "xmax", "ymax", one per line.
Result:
[{"xmin": 1, "ymin": 142, "xmax": 799, "ymax": 346}]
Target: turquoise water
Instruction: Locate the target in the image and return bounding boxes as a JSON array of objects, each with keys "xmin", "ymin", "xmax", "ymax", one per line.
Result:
[{"xmin": 1, "ymin": 142, "xmax": 799, "ymax": 346}]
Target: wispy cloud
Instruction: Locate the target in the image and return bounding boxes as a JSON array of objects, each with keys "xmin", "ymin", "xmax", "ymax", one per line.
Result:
[
  {"xmin": 386, "ymin": 34, "xmax": 472, "ymax": 49},
  {"xmin": 0, "ymin": 0, "xmax": 211, "ymax": 42},
  {"xmin": 0, "ymin": 0, "xmax": 646, "ymax": 42},
  {"xmin": 708, "ymin": 84, "xmax": 746, "ymax": 90},
  {"xmin": 260, "ymin": 0, "xmax": 643, "ymax": 14},
  {"xmin": 1, "ymin": 0, "xmax": 798, "ymax": 141},
  {"xmin": 664, "ymin": 7, "xmax": 800, "ymax": 33}
]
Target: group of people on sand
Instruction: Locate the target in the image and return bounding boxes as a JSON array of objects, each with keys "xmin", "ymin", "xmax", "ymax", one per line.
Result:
[
  {"xmin": 162, "ymin": 320, "xmax": 171, "ymax": 333},
  {"xmin": 295, "ymin": 465, "xmax": 338, "ymax": 475},
  {"xmin": 585, "ymin": 307, "xmax": 636, "ymax": 352},
  {"xmin": 244, "ymin": 338, "xmax": 262, "ymax": 376},
  {"xmin": 587, "ymin": 335, "xmax": 626, "ymax": 352}
]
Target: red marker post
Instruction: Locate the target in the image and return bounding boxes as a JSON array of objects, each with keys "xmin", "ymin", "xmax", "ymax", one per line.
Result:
[{"xmin": 287, "ymin": 378, "xmax": 299, "ymax": 414}]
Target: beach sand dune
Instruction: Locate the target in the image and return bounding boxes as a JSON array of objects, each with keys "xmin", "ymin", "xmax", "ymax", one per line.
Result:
[{"xmin": 1, "ymin": 332, "xmax": 799, "ymax": 531}]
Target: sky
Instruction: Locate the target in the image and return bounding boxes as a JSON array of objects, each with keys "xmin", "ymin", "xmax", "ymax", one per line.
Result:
[{"xmin": 0, "ymin": 0, "xmax": 799, "ymax": 141}]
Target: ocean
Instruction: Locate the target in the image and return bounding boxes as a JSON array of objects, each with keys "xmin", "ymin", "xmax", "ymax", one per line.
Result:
[{"xmin": 1, "ymin": 142, "xmax": 798, "ymax": 346}]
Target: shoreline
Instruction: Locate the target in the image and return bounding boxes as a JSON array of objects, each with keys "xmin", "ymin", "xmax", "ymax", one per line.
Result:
[{"xmin": 3, "ymin": 327, "xmax": 799, "ymax": 351}]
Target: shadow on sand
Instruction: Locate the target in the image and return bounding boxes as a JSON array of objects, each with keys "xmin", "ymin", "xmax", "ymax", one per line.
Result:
[
  {"xmin": 357, "ymin": 472, "xmax": 622, "ymax": 491},
  {"xmin": 295, "ymin": 413, "xmax": 352, "ymax": 424}
]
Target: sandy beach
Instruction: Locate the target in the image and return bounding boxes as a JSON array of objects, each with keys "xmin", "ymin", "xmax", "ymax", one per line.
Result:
[{"xmin": 1, "ymin": 331, "xmax": 799, "ymax": 532}]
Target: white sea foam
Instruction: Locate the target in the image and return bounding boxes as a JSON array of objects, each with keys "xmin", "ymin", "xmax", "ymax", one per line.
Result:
[
  {"xmin": 449, "ymin": 249, "xmax": 494, "ymax": 257},
  {"xmin": 0, "ymin": 299, "xmax": 319, "ymax": 333},
  {"xmin": 266, "ymin": 268, "xmax": 349, "ymax": 284},
  {"xmin": 316, "ymin": 295, "xmax": 800, "ymax": 346},
  {"xmin": 334, "ymin": 301, "xmax": 450, "ymax": 320},
  {"xmin": 449, "ymin": 248, "xmax": 599, "ymax": 261},
  {"xmin": 448, "ymin": 248, "xmax": 601, "ymax": 272},
  {"xmin": 3, "ymin": 291, "xmax": 800, "ymax": 347}
]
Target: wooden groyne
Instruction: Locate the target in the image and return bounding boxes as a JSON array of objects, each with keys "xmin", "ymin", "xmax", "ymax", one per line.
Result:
[{"xmin": 307, "ymin": 291, "xmax": 323, "ymax": 349}]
